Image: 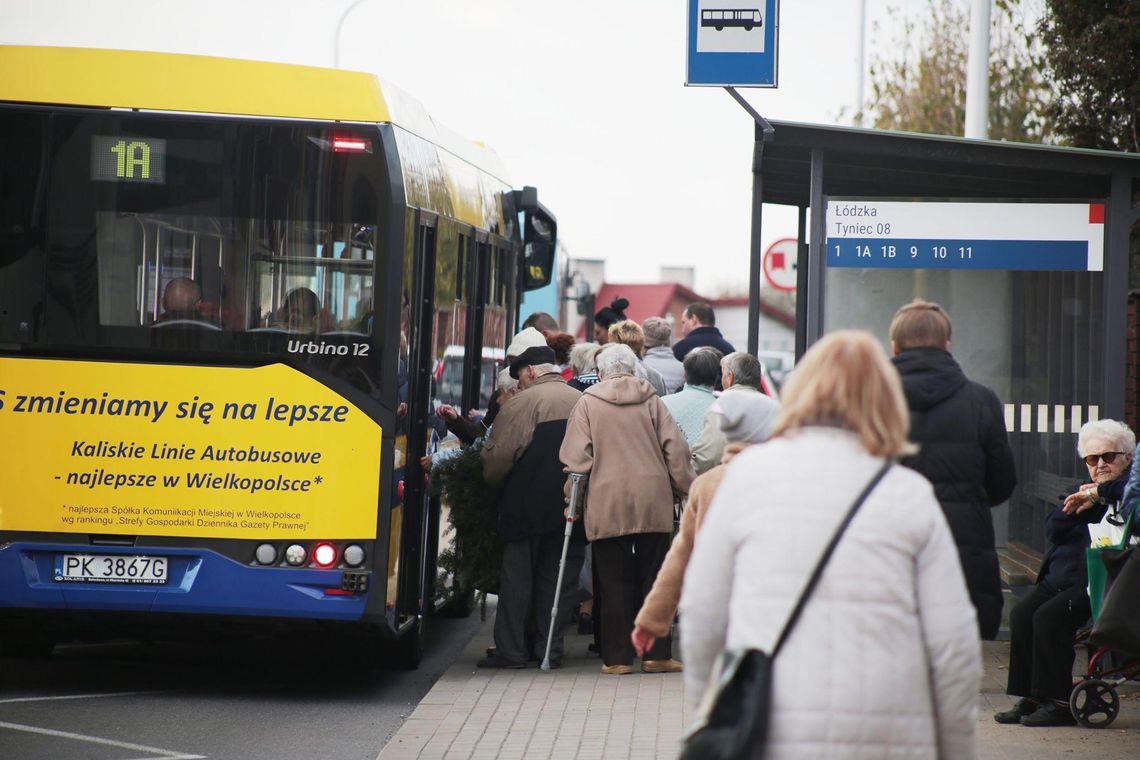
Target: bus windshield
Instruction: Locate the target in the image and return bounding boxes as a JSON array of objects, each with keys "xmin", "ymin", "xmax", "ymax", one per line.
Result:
[{"xmin": 1, "ymin": 109, "xmax": 387, "ymax": 359}]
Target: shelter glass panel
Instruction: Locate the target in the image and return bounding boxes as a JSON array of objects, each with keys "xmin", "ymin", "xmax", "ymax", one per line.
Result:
[{"xmin": 823, "ymin": 265, "xmax": 1103, "ymax": 554}]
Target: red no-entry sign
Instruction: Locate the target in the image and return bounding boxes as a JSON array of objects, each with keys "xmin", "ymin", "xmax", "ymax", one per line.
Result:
[{"xmin": 762, "ymin": 237, "xmax": 798, "ymax": 292}]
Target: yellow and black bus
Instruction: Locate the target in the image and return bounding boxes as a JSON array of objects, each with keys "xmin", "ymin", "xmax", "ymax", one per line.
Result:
[{"xmin": 0, "ymin": 46, "xmax": 555, "ymax": 666}]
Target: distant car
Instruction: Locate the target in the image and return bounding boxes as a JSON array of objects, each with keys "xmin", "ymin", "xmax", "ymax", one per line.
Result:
[
  {"xmin": 434, "ymin": 345, "xmax": 505, "ymax": 411},
  {"xmin": 757, "ymin": 349, "xmax": 795, "ymax": 388},
  {"xmin": 757, "ymin": 361, "xmax": 780, "ymax": 400}
]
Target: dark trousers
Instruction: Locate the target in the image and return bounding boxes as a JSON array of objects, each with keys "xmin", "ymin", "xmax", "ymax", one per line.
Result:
[
  {"xmin": 1006, "ymin": 583, "xmax": 1092, "ymax": 703},
  {"xmin": 592, "ymin": 532, "xmax": 673, "ymax": 666},
  {"xmin": 494, "ymin": 531, "xmax": 586, "ymax": 665}
]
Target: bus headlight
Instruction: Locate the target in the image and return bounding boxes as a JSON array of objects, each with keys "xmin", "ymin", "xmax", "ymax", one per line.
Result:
[
  {"xmin": 284, "ymin": 544, "xmax": 307, "ymax": 566},
  {"xmin": 343, "ymin": 544, "xmax": 365, "ymax": 567}
]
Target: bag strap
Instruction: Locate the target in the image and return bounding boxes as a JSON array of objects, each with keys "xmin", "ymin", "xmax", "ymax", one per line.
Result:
[{"xmin": 773, "ymin": 460, "xmax": 891, "ymax": 656}]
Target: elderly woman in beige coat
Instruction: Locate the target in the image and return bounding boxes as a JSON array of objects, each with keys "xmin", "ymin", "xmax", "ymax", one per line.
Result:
[
  {"xmin": 681, "ymin": 330, "xmax": 981, "ymax": 759},
  {"xmin": 560, "ymin": 343, "xmax": 694, "ymax": 675},
  {"xmin": 631, "ymin": 390, "xmax": 779, "ymax": 658}
]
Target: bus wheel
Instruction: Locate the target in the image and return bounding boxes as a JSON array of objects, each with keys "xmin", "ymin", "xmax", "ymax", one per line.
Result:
[{"xmin": 391, "ymin": 615, "xmax": 426, "ymax": 670}]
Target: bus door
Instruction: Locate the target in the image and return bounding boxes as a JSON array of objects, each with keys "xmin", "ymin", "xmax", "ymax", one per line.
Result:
[{"xmin": 396, "ymin": 211, "xmax": 438, "ymax": 633}]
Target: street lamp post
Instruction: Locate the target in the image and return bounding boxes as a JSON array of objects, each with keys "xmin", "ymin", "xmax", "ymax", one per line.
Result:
[{"xmin": 333, "ymin": 0, "xmax": 371, "ymax": 69}]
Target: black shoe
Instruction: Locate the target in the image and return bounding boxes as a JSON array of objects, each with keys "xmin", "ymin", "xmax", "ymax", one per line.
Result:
[
  {"xmin": 476, "ymin": 653, "xmax": 526, "ymax": 669},
  {"xmin": 994, "ymin": 698, "xmax": 1037, "ymax": 724},
  {"xmin": 1020, "ymin": 702, "xmax": 1076, "ymax": 727}
]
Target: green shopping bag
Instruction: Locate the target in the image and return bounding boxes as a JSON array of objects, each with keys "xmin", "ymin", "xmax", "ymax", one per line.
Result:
[{"xmin": 1088, "ymin": 516, "xmax": 1132, "ymax": 621}]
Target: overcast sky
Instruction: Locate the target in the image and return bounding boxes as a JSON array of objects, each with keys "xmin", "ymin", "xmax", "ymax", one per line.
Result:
[{"xmin": 3, "ymin": 0, "xmax": 933, "ymax": 295}]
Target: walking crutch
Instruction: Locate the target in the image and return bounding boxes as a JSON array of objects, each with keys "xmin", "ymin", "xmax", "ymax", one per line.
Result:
[{"xmin": 541, "ymin": 472, "xmax": 585, "ymax": 671}]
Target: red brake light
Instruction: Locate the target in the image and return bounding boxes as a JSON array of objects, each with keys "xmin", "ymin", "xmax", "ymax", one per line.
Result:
[
  {"xmin": 332, "ymin": 136, "xmax": 370, "ymax": 153},
  {"xmin": 313, "ymin": 542, "xmax": 337, "ymax": 568}
]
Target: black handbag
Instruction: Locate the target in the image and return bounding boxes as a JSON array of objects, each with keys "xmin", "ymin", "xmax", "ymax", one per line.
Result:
[{"xmin": 679, "ymin": 462, "xmax": 891, "ymax": 760}]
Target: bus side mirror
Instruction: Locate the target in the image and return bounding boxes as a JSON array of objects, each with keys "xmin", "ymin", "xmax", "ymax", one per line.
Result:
[
  {"xmin": 523, "ymin": 208, "xmax": 556, "ymax": 291},
  {"xmin": 510, "ymin": 186, "xmax": 557, "ymax": 292}
]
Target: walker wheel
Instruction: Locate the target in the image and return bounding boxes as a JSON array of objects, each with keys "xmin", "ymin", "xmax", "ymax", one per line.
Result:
[{"xmin": 1069, "ymin": 679, "xmax": 1120, "ymax": 728}]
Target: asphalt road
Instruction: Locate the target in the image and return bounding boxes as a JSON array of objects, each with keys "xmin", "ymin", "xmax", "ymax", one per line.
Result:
[{"xmin": 0, "ymin": 611, "xmax": 484, "ymax": 760}]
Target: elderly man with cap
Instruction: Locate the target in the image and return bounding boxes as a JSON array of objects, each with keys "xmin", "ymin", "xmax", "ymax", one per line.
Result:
[
  {"xmin": 505, "ymin": 326, "xmax": 549, "ymax": 360},
  {"xmin": 478, "ymin": 336, "xmax": 583, "ymax": 668}
]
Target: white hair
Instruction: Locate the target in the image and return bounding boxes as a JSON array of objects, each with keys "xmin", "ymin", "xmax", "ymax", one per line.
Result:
[
  {"xmin": 525, "ymin": 363, "xmax": 560, "ymax": 377},
  {"xmin": 1077, "ymin": 419, "xmax": 1135, "ymax": 457},
  {"xmin": 570, "ymin": 342, "xmax": 600, "ymax": 375},
  {"xmin": 596, "ymin": 343, "xmax": 638, "ymax": 379},
  {"xmin": 496, "ymin": 368, "xmax": 518, "ymax": 393}
]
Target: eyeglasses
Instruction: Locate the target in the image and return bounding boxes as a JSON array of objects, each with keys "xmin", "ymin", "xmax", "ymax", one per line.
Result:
[{"xmin": 1083, "ymin": 451, "xmax": 1125, "ymax": 466}]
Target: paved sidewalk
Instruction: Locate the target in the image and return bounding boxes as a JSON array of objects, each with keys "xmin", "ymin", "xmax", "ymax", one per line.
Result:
[
  {"xmin": 978, "ymin": 639, "xmax": 1140, "ymax": 759},
  {"xmin": 378, "ymin": 602, "xmax": 1139, "ymax": 760},
  {"xmin": 376, "ymin": 602, "xmax": 690, "ymax": 760}
]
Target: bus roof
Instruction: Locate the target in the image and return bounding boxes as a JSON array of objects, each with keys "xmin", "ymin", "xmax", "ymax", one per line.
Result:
[
  {"xmin": 0, "ymin": 45, "xmax": 515, "ymax": 226},
  {"xmin": 0, "ymin": 46, "xmax": 391, "ymax": 123}
]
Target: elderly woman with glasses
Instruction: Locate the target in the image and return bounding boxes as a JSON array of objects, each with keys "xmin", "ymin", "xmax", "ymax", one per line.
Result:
[{"xmin": 995, "ymin": 419, "xmax": 1135, "ymax": 727}]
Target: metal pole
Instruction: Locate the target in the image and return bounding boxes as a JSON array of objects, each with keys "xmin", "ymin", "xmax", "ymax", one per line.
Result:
[
  {"xmin": 724, "ymin": 87, "xmax": 775, "ymax": 140},
  {"xmin": 855, "ymin": 0, "xmax": 867, "ymax": 125},
  {"xmin": 964, "ymin": 0, "xmax": 991, "ymax": 138},
  {"xmin": 805, "ymin": 149, "xmax": 826, "ymax": 347},
  {"xmin": 333, "ymin": 0, "xmax": 370, "ymax": 69},
  {"xmin": 747, "ymin": 138, "xmax": 764, "ymax": 355},
  {"xmin": 794, "ymin": 205, "xmax": 808, "ymax": 360},
  {"xmin": 723, "ymin": 87, "xmax": 774, "ymax": 356},
  {"xmin": 541, "ymin": 473, "xmax": 585, "ymax": 671}
]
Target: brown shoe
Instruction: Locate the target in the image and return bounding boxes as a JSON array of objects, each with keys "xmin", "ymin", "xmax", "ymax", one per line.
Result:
[
  {"xmin": 600, "ymin": 664, "xmax": 633, "ymax": 675},
  {"xmin": 642, "ymin": 659, "xmax": 683, "ymax": 674}
]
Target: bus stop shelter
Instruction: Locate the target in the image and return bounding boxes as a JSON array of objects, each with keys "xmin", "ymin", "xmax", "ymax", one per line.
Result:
[{"xmin": 751, "ymin": 121, "xmax": 1140, "ymax": 558}]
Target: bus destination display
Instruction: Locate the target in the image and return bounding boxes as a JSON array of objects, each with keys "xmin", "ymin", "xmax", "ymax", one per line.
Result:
[
  {"xmin": 91, "ymin": 136, "xmax": 167, "ymax": 184},
  {"xmin": 826, "ymin": 200, "xmax": 1105, "ymax": 272}
]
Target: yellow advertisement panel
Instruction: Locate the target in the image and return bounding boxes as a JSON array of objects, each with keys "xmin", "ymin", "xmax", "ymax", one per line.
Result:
[{"xmin": 0, "ymin": 358, "xmax": 381, "ymax": 539}]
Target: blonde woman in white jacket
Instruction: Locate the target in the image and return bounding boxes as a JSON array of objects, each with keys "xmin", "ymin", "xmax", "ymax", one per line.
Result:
[{"xmin": 681, "ymin": 330, "xmax": 982, "ymax": 760}]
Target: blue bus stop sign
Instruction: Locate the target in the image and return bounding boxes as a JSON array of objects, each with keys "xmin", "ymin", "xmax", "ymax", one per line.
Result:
[{"xmin": 686, "ymin": 0, "xmax": 779, "ymax": 87}]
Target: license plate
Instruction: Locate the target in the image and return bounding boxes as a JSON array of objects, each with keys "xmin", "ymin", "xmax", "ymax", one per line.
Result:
[{"xmin": 55, "ymin": 554, "xmax": 169, "ymax": 585}]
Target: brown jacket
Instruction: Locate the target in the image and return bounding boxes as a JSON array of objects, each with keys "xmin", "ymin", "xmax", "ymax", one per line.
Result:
[
  {"xmin": 634, "ymin": 442, "xmax": 748, "ymax": 637},
  {"xmin": 481, "ymin": 373, "xmax": 581, "ymax": 540},
  {"xmin": 559, "ymin": 373, "xmax": 694, "ymax": 541}
]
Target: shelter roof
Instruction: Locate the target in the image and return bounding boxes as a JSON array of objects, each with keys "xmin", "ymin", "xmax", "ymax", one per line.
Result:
[{"xmin": 757, "ymin": 120, "xmax": 1140, "ymax": 208}]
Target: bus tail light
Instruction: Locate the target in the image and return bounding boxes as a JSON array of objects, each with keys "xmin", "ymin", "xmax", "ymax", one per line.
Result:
[
  {"xmin": 284, "ymin": 544, "xmax": 307, "ymax": 566},
  {"xmin": 343, "ymin": 544, "xmax": 365, "ymax": 567},
  {"xmin": 254, "ymin": 543, "xmax": 277, "ymax": 565},
  {"xmin": 313, "ymin": 542, "xmax": 337, "ymax": 568}
]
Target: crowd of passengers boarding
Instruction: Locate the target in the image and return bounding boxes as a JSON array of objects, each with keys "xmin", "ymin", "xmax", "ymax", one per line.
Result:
[{"xmin": 424, "ymin": 297, "xmax": 1140, "ymax": 758}]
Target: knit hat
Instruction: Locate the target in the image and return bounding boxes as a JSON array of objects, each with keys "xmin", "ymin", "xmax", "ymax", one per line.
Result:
[
  {"xmin": 506, "ymin": 327, "xmax": 549, "ymax": 359},
  {"xmin": 509, "ymin": 345, "xmax": 558, "ymax": 379},
  {"xmin": 711, "ymin": 391, "xmax": 780, "ymax": 444}
]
